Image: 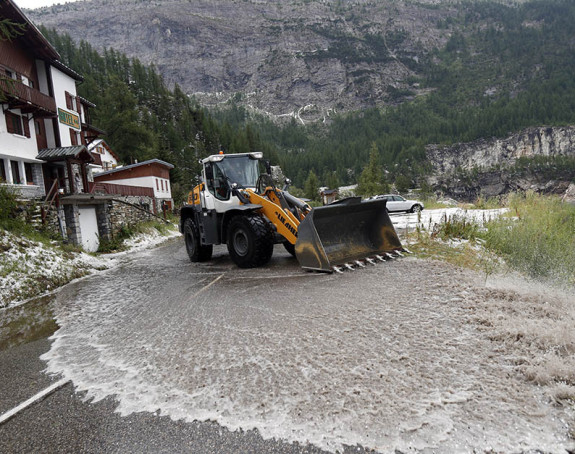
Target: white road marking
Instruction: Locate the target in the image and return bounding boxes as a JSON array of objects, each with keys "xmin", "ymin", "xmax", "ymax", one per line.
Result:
[{"xmin": 0, "ymin": 378, "xmax": 69, "ymax": 425}]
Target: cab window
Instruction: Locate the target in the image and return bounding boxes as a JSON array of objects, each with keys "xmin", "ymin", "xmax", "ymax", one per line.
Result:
[{"xmin": 206, "ymin": 163, "xmax": 230, "ymax": 200}]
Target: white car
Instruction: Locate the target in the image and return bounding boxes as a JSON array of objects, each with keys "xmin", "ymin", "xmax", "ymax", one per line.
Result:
[{"xmin": 371, "ymin": 194, "xmax": 424, "ymax": 213}]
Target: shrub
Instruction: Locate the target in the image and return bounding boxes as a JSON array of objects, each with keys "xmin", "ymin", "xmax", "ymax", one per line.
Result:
[
  {"xmin": 0, "ymin": 184, "xmax": 23, "ymax": 232},
  {"xmin": 482, "ymin": 192, "xmax": 575, "ymax": 287},
  {"xmin": 431, "ymin": 212, "xmax": 482, "ymax": 241}
]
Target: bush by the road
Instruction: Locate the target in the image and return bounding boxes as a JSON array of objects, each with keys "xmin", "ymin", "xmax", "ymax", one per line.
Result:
[{"xmin": 483, "ymin": 192, "xmax": 575, "ymax": 288}]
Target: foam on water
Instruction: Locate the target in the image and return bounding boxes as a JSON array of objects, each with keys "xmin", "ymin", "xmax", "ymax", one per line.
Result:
[{"xmin": 42, "ymin": 250, "xmax": 574, "ymax": 453}]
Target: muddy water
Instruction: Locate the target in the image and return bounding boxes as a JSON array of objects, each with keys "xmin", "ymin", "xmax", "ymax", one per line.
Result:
[
  {"xmin": 0, "ymin": 296, "xmax": 58, "ymax": 351},
  {"xmin": 40, "ymin": 240, "xmax": 575, "ymax": 453}
]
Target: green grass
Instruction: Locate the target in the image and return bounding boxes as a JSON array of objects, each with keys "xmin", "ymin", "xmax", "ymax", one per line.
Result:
[
  {"xmin": 482, "ymin": 192, "xmax": 575, "ymax": 287},
  {"xmin": 408, "ymin": 192, "xmax": 575, "ymax": 289}
]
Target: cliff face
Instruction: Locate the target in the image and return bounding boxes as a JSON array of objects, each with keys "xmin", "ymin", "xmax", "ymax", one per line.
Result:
[
  {"xmin": 426, "ymin": 127, "xmax": 575, "ymax": 201},
  {"xmin": 28, "ymin": 0, "xmax": 454, "ymax": 120}
]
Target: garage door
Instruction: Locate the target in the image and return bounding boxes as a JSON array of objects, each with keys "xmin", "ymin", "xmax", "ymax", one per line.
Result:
[{"xmin": 78, "ymin": 206, "xmax": 99, "ymax": 252}]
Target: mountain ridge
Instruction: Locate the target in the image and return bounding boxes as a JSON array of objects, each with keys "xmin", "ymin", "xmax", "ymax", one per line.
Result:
[{"xmin": 28, "ymin": 0, "xmax": 457, "ymax": 119}]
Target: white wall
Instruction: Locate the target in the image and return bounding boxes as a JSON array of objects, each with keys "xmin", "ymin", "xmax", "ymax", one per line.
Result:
[
  {"xmin": 50, "ymin": 66, "xmax": 80, "ymax": 147},
  {"xmin": 0, "ymin": 109, "xmax": 39, "ymax": 162},
  {"xmin": 99, "ymin": 175, "xmax": 172, "ymax": 199},
  {"xmin": 89, "ymin": 140, "xmax": 118, "ymax": 171}
]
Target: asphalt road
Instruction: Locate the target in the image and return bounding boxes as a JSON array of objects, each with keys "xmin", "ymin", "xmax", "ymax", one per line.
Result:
[
  {"xmin": 0, "ymin": 239, "xmax": 365, "ymax": 454},
  {"xmin": 1, "ymin": 236, "xmax": 573, "ymax": 453}
]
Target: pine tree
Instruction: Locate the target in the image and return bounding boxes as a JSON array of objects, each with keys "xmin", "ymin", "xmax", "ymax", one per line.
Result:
[
  {"xmin": 304, "ymin": 170, "xmax": 319, "ymax": 201},
  {"xmin": 356, "ymin": 143, "xmax": 387, "ymax": 197}
]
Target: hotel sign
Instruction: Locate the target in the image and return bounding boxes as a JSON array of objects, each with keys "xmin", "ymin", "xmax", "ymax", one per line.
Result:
[{"xmin": 58, "ymin": 108, "xmax": 80, "ymax": 130}]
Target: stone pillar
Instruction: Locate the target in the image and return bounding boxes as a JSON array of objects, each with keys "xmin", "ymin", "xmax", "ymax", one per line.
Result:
[
  {"xmin": 96, "ymin": 202, "xmax": 111, "ymax": 241},
  {"xmin": 63, "ymin": 204, "xmax": 82, "ymax": 246},
  {"xmin": 18, "ymin": 161, "xmax": 27, "ymax": 184},
  {"xmin": 3, "ymin": 158, "xmax": 13, "ymax": 184},
  {"xmin": 32, "ymin": 164, "xmax": 46, "ymax": 196}
]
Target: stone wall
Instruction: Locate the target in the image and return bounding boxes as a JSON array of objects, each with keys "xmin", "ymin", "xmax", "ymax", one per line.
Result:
[
  {"xmin": 108, "ymin": 196, "xmax": 157, "ymax": 236},
  {"xmin": 26, "ymin": 195, "xmax": 161, "ymax": 245},
  {"xmin": 5, "ymin": 182, "xmax": 45, "ymax": 200}
]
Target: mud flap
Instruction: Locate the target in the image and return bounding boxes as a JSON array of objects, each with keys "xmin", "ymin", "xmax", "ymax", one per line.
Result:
[{"xmin": 294, "ymin": 198, "xmax": 403, "ymax": 272}]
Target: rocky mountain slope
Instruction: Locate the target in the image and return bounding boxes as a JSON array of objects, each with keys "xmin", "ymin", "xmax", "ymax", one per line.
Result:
[
  {"xmin": 28, "ymin": 0, "xmax": 457, "ymax": 120},
  {"xmin": 426, "ymin": 126, "xmax": 575, "ymax": 201}
]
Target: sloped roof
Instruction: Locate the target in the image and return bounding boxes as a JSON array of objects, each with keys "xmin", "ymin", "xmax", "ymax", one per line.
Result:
[
  {"xmin": 87, "ymin": 139, "xmax": 119, "ymax": 161},
  {"xmin": 95, "ymin": 159, "xmax": 174, "ymax": 177},
  {"xmin": 0, "ymin": 0, "xmax": 60, "ymax": 61},
  {"xmin": 37, "ymin": 146, "xmax": 94, "ymax": 162}
]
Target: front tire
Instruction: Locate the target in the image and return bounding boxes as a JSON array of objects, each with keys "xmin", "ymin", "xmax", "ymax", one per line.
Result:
[
  {"xmin": 410, "ymin": 204, "xmax": 422, "ymax": 214},
  {"xmin": 283, "ymin": 241, "xmax": 296, "ymax": 257},
  {"xmin": 184, "ymin": 217, "xmax": 213, "ymax": 262},
  {"xmin": 227, "ymin": 214, "xmax": 274, "ymax": 268}
]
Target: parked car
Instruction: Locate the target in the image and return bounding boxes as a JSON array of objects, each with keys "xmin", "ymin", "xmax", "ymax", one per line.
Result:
[{"xmin": 370, "ymin": 194, "xmax": 424, "ymax": 213}]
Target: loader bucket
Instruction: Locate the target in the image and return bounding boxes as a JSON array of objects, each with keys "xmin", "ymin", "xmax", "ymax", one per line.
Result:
[{"xmin": 295, "ymin": 197, "xmax": 403, "ymax": 272}]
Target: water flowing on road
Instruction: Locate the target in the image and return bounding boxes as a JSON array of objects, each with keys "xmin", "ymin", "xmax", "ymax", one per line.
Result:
[{"xmin": 41, "ymin": 238, "xmax": 575, "ymax": 453}]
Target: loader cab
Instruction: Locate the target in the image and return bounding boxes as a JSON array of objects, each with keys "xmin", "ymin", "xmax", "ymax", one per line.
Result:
[{"xmin": 202, "ymin": 152, "xmax": 263, "ymax": 210}]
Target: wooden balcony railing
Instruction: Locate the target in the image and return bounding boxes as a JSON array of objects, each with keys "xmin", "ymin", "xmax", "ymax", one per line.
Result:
[{"xmin": 0, "ymin": 77, "xmax": 57, "ymax": 115}]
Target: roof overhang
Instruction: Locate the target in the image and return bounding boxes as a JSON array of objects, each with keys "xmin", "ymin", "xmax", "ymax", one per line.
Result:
[
  {"xmin": 37, "ymin": 145, "xmax": 95, "ymax": 163},
  {"xmin": 0, "ymin": 0, "xmax": 60, "ymax": 61}
]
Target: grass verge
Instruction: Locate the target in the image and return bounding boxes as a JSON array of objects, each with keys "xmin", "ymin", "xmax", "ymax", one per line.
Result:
[{"xmin": 407, "ymin": 192, "xmax": 575, "ymax": 289}]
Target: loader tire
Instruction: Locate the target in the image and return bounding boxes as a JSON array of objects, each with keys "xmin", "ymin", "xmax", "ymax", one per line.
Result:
[
  {"xmin": 184, "ymin": 217, "xmax": 213, "ymax": 262},
  {"xmin": 283, "ymin": 241, "xmax": 296, "ymax": 257},
  {"xmin": 227, "ymin": 213, "xmax": 274, "ymax": 268}
]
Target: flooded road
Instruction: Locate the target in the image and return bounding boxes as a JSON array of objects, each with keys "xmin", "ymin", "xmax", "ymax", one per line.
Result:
[{"xmin": 13, "ymin": 237, "xmax": 575, "ymax": 452}]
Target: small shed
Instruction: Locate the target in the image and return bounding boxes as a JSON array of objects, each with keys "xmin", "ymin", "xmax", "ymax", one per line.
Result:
[{"xmin": 321, "ymin": 188, "xmax": 339, "ymax": 205}]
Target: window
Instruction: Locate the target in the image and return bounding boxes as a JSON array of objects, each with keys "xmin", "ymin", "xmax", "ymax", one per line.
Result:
[
  {"xmin": 65, "ymin": 92, "xmax": 73, "ymax": 110},
  {"xmin": 34, "ymin": 120, "xmax": 43, "ymax": 136},
  {"xmin": 5, "ymin": 111, "xmax": 30, "ymax": 137},
  {"xmin": 156, "ymin": 179, "xmax": 159, "ymax": 190},
  {"xmin": 161, "ymin": 180, "xmax": 164, "ymax": 191},
  {"xmin": 25, "ymin": 163, "xmax": 34, "ymax": 184},
  {"xmin": 0, "ymin": 160, "xmax": 6, "ymax": 182},
  {"xmin": 69, "ymin": 128, "xmax": 78, "ymax": 146},
  {"xmin": 10, "ymin": 161, "xmax": 21, "ymax": 184},
  {"xmin": 65, "ymin": 92, "xmax": 78, "ymax": 111}
]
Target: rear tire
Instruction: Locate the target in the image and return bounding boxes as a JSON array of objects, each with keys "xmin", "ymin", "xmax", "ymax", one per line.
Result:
[
  {"xmin": 184, "ymin": 217, "xmax": 213, "ymax": 262},
  {"xmin": 227, "ymin": 214, "xmax": 274, "ymax": 268}
]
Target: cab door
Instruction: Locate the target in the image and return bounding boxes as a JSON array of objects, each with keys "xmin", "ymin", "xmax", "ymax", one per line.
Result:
[{"xmin": 203, "ymin": 163, "xmax": 240, "ymax": 213}]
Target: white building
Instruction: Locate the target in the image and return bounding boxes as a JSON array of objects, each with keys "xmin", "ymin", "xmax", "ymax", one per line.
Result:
[
  {"xmin": 0, "ymin": 0, "xmax": 101, "ymax": 199},
  {"xmin": 88, "ymin": 139, "xmax": 119, "ymax": 173}
]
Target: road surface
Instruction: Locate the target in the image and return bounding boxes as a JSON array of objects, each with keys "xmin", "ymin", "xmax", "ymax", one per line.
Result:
[{"xmin": 1, "ymin": 235, "xmax": 574, "ymax": 453}]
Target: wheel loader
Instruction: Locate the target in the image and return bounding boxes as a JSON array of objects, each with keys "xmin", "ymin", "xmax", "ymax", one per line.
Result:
[{"xmin": 179, "ymin": 152, "xmax": 405, "ymax": 272}]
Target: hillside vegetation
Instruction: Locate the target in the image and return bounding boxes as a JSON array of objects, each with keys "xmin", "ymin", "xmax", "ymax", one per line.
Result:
[{"xmin": 39, "ymin": 0, "xmax": 575, "ymax": 192}]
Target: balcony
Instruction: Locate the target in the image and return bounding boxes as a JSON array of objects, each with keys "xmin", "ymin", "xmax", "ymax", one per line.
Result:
[{"xmin": 0, "ymin": 77, "xmax": 56, "ymax": 116}]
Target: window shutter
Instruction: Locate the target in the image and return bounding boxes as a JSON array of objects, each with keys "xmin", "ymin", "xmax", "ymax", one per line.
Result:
[
  {"xmin": 5, "ymin": 112, "xmax": 23, "ymax": 135},
  {"xmin": 5, "ymin": 112, "xmax": 15, "ymax": 134},
  {"xmin": 69, "ymin": 128, "xmax": 78, "ymax": 146},
  {"xmin": 66, "ymin": 92, "xmax": 73, "ymax": 110},
  {"xmin": 23, "ymin": 117, "xmax": 30, "ymax": 138}
]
